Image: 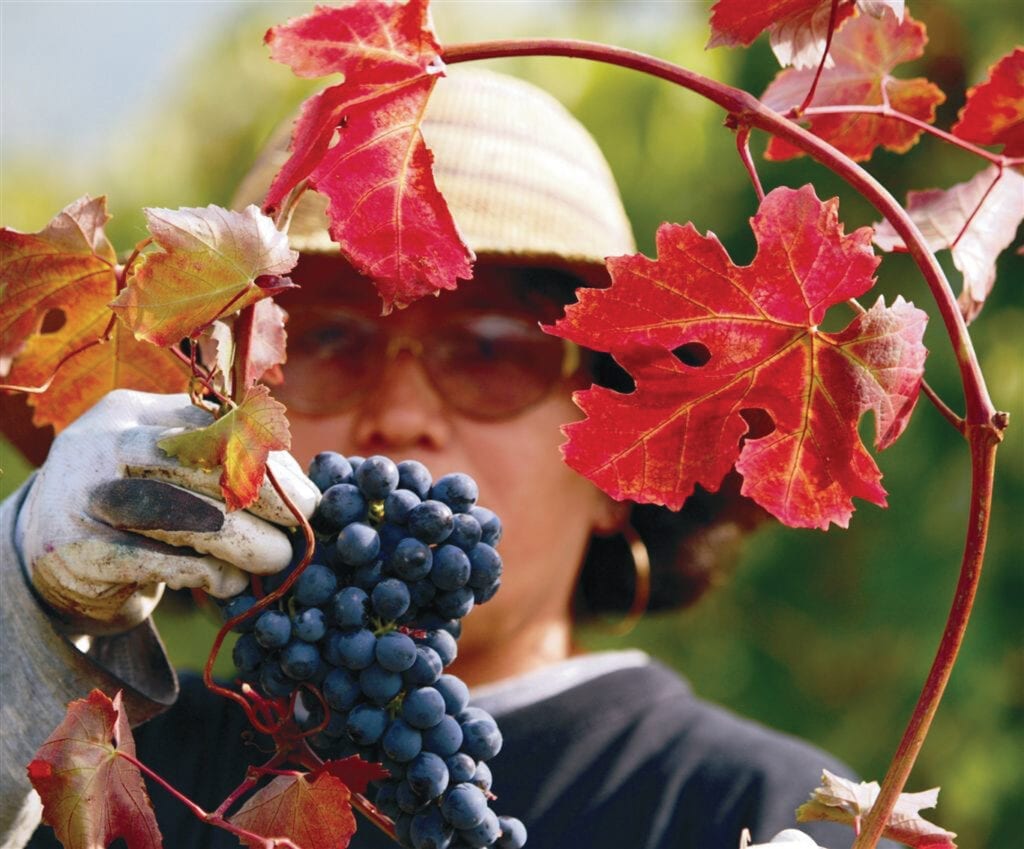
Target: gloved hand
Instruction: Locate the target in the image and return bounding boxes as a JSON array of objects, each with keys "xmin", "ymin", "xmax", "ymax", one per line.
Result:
[{"xmin": 15, "ymin": 390, "xmax": 320, "ymax": 634}]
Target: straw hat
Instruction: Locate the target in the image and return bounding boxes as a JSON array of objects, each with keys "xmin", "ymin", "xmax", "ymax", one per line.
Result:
[{"xmin": 232, "ymin": 67, "xmax": 636, "ymax": 273}]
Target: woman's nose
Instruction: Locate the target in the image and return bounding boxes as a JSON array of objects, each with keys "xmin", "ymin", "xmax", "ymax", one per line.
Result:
[{"xmin": 349, "ymin": 351, "xmax": 451, "ymax": 453}]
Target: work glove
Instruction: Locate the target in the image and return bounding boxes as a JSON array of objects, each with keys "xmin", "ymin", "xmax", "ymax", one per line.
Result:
[{"xmin": 15, "ymin": 390, "xmax": 320, "ymax": 634}]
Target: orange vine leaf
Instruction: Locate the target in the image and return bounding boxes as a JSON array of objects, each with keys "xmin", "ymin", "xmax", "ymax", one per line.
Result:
[
  {"xmin": 952, "ymin": 47, "xmax": 1024, "ymax": 156},
  {"xmin": 111, "ymin": 204, "xmax": 298, "ymax": 346},
  {"xmin": 158, "ymin": 384, "xmax": 291, "ymax": 511},
  {"xmin": 228, "ymin": 771, "xmax": 357, "ymax": 849},
  {"xmin": 0, "ymin": 196, "xmax": 188, "ymax": 431}
]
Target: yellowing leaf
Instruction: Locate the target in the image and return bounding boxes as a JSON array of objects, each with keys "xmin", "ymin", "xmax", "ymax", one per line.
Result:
[
  {"xmin": 1, "ymin": 195, "xmax": 188, "ymax": 432},
  {"xmin": 797, "ymin": 769, "xmax": 957, "ymax": 848},
  {"xmin": 112, "ymin": 204, "xmax": 298, "ymax": 346},
  {"xmin": 14, "ymin": 322, "xmax": 189, "ymax": 432},
  {"xmin": 229, "ymin": 771, "xmax": 357, "ymax": 849},
  {"xmin": 1, "ymin": 195, "xmax": 116, "ymax": 372},
  {"xmin": 158, "ymin": 385, "xmax": 291, "ymax": 510}
]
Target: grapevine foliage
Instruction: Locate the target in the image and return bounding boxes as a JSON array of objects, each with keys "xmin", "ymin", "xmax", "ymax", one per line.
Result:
[
  {"xmin": 229, "ymin": 771, "xmax": 357, "ymax": 849},
  {"xmin": 548, "ymin": 185, "xmax": 927, "ymax": 530},
  {"xmin": 0, "ymin": 196, "xmax": 190, "ymax": 431},
  {"xmin": 797, "ymin": 771, "xmax": 957, "ymax": 849},
  {"xmin": 27, "ymin": 690, "xmax": 163, "ymax": 849},
  {"xmin": 111, "ymin": 205, "xmax": 298, "ymax": 347},
  {"xmin": 157, "ymin": 385, "xmax": 292, "ymax": 511},
  {"xmin": 262, "ymin": 0, "xmax": 474, "ymax": 311},
  {"xmin": 3, "ymin": 0, "xmax": 1020, "ymax": 847},
  {"xmin": 760, "ymin": 10, "xmax": 944, "ymax": 162}
]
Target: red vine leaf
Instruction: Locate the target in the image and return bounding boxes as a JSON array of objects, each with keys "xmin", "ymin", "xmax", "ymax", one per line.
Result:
[
  {"xmin": 263, "ymin": 0, "xmax": 474, "ymax": 312},
  {"xmin": 229, "ymin": 771, "xmax": 357, "ymax": 849},
  {"xmin": 157, "ymin": 384, "xmax": 291, "ymax": 511},
  {"xmin": 761, "ymin": 10, "xmax": 944, "ymax": 162},
  {"xmin": 873, "ymin": 166, "xmax": 1024, "ymax": 324},
  {"xmin": 952, "ymin": 48, "xmax": 1024, "ymax": 156},
  {"xmin": 797, "ymin": 769, "xmax": 957, "ymax": 848},
  {"xmin": 319, "ymin": 756, "xmax": 391, "ymax": 795},
  {"xmin": 111, "ymin": 204, "xmax": 298, "ymax": 347},
  {"xmin": 27, "ymin": 689, "xmax": 163, "ymax": 849},
  {"xmin": 707, "ymin": 0, "xmax": 905, "ymax": 69},
  {"xmin": 547, "ymin": 185, "xmax": 928, "ymax": 530},
  {"xmin": 0, "ymin": 195, "xmax": 188, "ymax": 431}
]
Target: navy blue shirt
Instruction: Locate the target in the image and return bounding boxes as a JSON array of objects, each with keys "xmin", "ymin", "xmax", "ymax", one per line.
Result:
[{"xmin": 28, "ymin": 654, "xmax": 869, "ymax": 849}]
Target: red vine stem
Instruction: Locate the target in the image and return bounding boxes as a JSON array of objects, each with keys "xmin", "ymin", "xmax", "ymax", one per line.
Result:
[
  {"xmin": 443, "ymin": 37, "xmax": 999, "ymax": 434},
  {"xmin": 199, "ymin": 465, "xmax": 316, "ymax": 731},
  {"xmin": 118, "ymin": 236, "xmax": 153, "ymax": 291},
  {"xmin": 801, "ymin": 103, "xmax": 1024, "ymax": 168},
  {"xmin": 118, "ymin": 750, "xmax": 302, "ymax": 848},
  {"xmin": 852, "ymin": 431, "xmax": 999, "ymax": 848},
  {"xmin": 732, "ymin": 124, "xmax": 766, "ymax": 201},
  {"xmin": 443, "ymin": 38, "xmax": 1007, "ymax": 849},
  {"xmin": 795, "ymin": 0, "xmax": 842, "ymax": 115}
]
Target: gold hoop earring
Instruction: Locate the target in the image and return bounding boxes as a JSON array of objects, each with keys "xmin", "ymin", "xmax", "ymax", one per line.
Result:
[{"xmin": 602, "ymin": 524, "xmax": 651, "ymax": 637}]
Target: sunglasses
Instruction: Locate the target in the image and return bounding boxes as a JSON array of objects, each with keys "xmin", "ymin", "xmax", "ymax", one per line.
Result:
[{"xmin": 274, "ymin": 308, "xmax": 580, "ymax": 420}]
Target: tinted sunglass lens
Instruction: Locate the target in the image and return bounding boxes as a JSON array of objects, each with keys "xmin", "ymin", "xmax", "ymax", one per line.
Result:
[{"xmin": 428, "ymin": 318, "xmax": 565, "ymax": 419}]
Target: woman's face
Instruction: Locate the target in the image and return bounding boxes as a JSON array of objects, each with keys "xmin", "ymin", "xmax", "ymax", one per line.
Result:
[{"xmin": 276, "ymin": 256, "xmax": 621, "ymax": 679}]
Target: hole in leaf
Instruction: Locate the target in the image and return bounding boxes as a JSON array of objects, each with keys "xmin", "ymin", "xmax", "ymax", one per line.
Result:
[
  {"xmin": 40, "ymin": 308, "xmax": 66, "ymax": 334},
  {"xmin": 671, "ymin": 342, "xmax": 710, "ymax": 367},
  {"xmin": 593, "ymin": 353, "xmax": 634, "ymax": 393},
  {"xmin": 740, "ymin": 408, "xmax": 775, "ymax": 440}
]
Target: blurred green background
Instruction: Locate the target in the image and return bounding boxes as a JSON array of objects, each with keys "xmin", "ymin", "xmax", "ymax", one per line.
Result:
[{"xmin": 1, "ymin": 2, "xmax": 1020, "ymax": 847}]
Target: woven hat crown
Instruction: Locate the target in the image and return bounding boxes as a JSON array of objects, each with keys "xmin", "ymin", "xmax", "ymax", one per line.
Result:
[{"xmin": 233, "ymin": 67, "xmax": 635, "ymax": 268}]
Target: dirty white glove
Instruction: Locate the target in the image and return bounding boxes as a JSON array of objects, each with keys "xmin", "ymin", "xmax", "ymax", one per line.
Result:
[{"xmin": 16, "ymin": 390, "xmax": 320, "ymax": 634}]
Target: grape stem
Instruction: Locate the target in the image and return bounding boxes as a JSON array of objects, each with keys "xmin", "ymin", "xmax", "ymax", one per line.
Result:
[
  {"xmin": 443, "ymin": 37, "xmax": 1008, "ymax": 849},
  {"xmin": 794, "ymin": 0, "xmax": 843, "ymax": 115},
  {"xmin": 201, "ymin": 464, "xmax": 317, "ymax": 731},
  {"xmin": 799, "ymin": 103, "xmax": 1024, "ymax": 168},
  {"xmin": 117, "ymin": 749, "xmax": 303, "ymax": 848}
]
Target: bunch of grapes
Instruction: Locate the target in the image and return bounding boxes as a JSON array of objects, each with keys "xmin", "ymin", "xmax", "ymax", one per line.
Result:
[{"xmin": 222, "ymin": 452, "xmax": 527, "ymax": 849}]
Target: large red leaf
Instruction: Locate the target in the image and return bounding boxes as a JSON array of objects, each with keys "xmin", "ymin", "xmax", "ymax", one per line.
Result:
[
  {"xmin": 263, "ymin": 0, "xmax": 473, "ymax": 312},
  {"xmin": 229, "ymin": 771, "xmax": 357, "ymax": 849},
  {"xmin": 952, "ymin": 48, "xmax": 1024, "ymax": 156},
  {"xmin": 873, "ymin": 166, "xmax": 1024, "ymax": 323},
  {"xmin": 112, "ymin": 205, "xmax": 297, "ymax": 346},
  {"xmin": 157, "ymin": 384, "xmax": 291, "ymax": 511},
  {"xmin": 0, "ymin": 196, "xmax": 188, "ymax": 431},
  {"xmin": 548, "ymin": 185, "xmax": 928, "ymax": 530},
  {"xmin": 761, "ymin": 10, "xmax": 944, "ymax": 162},
  {"xmin": 27, "ymin": 689, "xmax": 163, "ymax": 849},
  {"xmin": 797, "ymin": 769, "xmax": 957, "ymax": 848}
]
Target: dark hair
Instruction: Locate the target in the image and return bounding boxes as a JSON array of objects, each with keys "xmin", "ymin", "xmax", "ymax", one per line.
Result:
[{"xmin": 510, "ymin": 264, "xmax": 769, "ymax": 618}]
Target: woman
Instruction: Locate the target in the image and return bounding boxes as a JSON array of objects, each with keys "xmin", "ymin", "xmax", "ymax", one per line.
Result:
[{"xmin": 1, "ymin": 69, "xmax": 868, "ymax": 849}]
